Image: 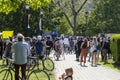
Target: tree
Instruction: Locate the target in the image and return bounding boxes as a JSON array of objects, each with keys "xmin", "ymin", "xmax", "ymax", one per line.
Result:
[
  {"xmin": 0, "ymin": 1, "xmax": 71, "ymax": 36},
  {"xmin": 42, "ymin": 2, "xmax": 72, "ymax": 36},
  {"xmin": 88, "ymin": 0, "xmax": 120, "ymax": 35},
  {"xmin": 0, "ymin": 0, "xmax": 51, "ymax": 14},
  {"xmin": 53, "ymin": 0, "xmax": 88, "ymax": 36}
]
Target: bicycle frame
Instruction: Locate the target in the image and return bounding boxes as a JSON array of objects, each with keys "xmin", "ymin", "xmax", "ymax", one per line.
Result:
[{"xmin": 2, "ymin": 57, "xmax": 30, "ymax": 80}]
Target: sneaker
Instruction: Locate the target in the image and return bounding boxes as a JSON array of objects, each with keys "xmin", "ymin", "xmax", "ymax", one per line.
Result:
[
  {"xmin": 83, "ymin": 64, "xmax": 87, "ymax": 67},
  {"xmin": 94, "ymin": 64, "xmax": 97, "ymax": 67},
  {"xmin": 91, "ymin": 64, "xmax": 93, "ymax": 67},
  {"xmin": 80, "ymin": 63, "xmax": 82, "ymax": 66},
  {"xmin": 88, "ymin": 59, "xmax": 90, "ymax": 62},
  {"xmin": 76, "ymin": 59, "xmax": 79, "ymax": 62}
]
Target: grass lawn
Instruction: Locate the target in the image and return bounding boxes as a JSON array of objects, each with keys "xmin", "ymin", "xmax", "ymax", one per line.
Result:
[{"xmin": 0, "ymin": 59, "xmax": 55, "ymax": 80}]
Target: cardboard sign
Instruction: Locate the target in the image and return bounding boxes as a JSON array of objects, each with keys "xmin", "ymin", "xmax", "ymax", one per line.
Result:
[{"xmin": 2, "ymin": 31, "xmax": 14, "ymax": 39}]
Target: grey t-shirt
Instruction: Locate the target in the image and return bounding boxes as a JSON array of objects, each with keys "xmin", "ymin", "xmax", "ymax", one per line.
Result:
[{"xmin": 13, "ymin": 42, "xmax": 29, "ymax": 64}]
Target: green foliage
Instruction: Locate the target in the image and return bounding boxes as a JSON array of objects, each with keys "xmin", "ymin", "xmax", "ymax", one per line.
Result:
[
  {"xmin": 25, "ymin": 0, "xmax": 51, "ymax": 10},
  {"xmin": 0, "ymin": 0, "xmax": 119, "ymax": 36},
  {"xmin": 40, "ymin": 2, "xmax": 71, "ymax": 36},
  {"xmin": 88, "ymin": 0, "xmax": 120, "ymax": 35},
  {"xmin": 0, "ymin": 60, "xmax": 55, "ymax": 80},
  {"xmin": 0, "ymin": 0, "xmax": 51, "ymax": 14},
  {"xmin": 110, "ymin": 34, "xmax": 120, "ymax": 63},
  {"xmin": 0, "ymin": 1, "xmax": 69, "ymax": 36}
]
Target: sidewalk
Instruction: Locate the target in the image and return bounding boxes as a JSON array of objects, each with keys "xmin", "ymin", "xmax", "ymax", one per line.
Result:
[{"xmin": 53, "ymin": 54, "xmax": 120, "ymax": 80}]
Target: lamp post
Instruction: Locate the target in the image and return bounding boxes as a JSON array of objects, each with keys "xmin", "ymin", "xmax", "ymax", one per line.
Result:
[
  {"xmin": 84, "ymin": 1, "xmax": 94, "ymax": 36},
  {"xmin": 39, "ymin": 9, "xmax": 43, "ymax": 35},
  {"xmin": 85, "ymin": 11, "xmax": 88, "ymax": 36},
  {"xmin": 25, "ymin": 4, "xmax": 30, "ymax": 36}
]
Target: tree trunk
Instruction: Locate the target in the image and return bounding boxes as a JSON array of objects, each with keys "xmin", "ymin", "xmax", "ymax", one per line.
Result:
[{"xmin": 73, "ymin": 14, "xmax": 77, "ymax": 36}]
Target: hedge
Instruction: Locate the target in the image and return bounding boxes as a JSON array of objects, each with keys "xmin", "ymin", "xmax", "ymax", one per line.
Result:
[{"xmin": 110, "ymin": 34, "xmax": 120, "ymax": 63}]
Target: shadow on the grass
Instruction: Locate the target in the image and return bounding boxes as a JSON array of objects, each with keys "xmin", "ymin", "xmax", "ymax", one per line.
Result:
[
  {"xmin": 112, "ymin": 62, "xmax": 120, "ymax": 71},
  {"xmin": 0, "ymin": 64, "xmax": 7, "ymax": 69}
]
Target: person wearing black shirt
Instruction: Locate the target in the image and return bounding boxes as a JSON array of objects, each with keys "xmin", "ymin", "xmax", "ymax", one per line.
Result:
[
  {"xmin": 75, "ymin": 38, "xmax": 83, "ymax": 61},
  {"xmin": 80, "ymin": 38, "xmax": 88, "ymax": 66},
  {"xmin": 46, "ymin": 36, "xmax": 53, "ymax": 57}
]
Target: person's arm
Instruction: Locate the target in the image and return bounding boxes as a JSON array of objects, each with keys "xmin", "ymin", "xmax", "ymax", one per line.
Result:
[
  {"xmin": 80, "ymin": 42, "xmax": 84, "ymax": 49},
  {"xmin": 11, "ymin": 44, "xmax": 14, "ymax": 54},
  {"xmin": 26, "ymin": 43, "xmax": 31, "ymax": 56},
  {"xmin": 101, "ymin": 41, "xmax": 104, "ymax": 50}
]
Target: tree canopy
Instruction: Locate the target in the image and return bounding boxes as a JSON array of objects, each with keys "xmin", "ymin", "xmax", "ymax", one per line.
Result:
[
  {"xmin": 0, "ymin": 0, "xmax": 119, "ymax": 36},
  {"xmin": 0, "ymin": 0, "xmax": 51, "ymax": 14}
]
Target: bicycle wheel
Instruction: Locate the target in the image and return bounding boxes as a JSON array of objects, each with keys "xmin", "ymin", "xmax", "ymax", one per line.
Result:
[
  {"xmin": 0, "ymin": 69, "xmax": 13, "ymax": 80},
  {"xmin": 43, "ymin": 58, "xmax": 54, "ymax": 71},
  {"xmin": 27, "ymin": 58, "xmax": 36, "ymax": 70},
  {"xmin": 27, "ymin": 70, "xmax": 50, "ymax": 80}
]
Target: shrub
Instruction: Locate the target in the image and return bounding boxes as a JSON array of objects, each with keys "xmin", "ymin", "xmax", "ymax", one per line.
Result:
[{"xmin": 110, "ymin": 34, "xmax": 120, "ymax": 63}]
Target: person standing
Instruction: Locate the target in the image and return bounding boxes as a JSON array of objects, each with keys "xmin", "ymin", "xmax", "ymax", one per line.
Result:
[
  {"xmin": 75, "ymin": 38, "xmax": 83, "ymax": 61},
  {"xmin": 12, "ymin": 33, "xmax": 30, "ymax": 80},
  {"xmin": 35, "ymin": 35, "xmax": 44, "ymax": 58},
  {"xmin": 101, "ymin": 37, "xmax": 108, "ymax": 64},
  {"xmin": 80, "ymin": 38, "xmax": 88, "ymax": 66},
  {"xmin": 96, "ymin": 37, "xmax": 101, "ymax": 65},
  {"xmin": 5, "ymin": 37, "xmax": 13, "ymax": 65},
  {"xmin": 91, "ymin": 37, "xmax": 97, "ymax": 67},
  {"xmin": 45, "ymin": 35, "xmax": 53, "ymax": 57}
]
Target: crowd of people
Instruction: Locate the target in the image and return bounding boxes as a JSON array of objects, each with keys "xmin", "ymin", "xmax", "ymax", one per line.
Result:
[
  {"xmin": 0, "ymin": 33, "xmax": 112, "ymax": 80},
  {"xmin": 75, "ymin": 36, "xmax": 111, "ymax": 67}
]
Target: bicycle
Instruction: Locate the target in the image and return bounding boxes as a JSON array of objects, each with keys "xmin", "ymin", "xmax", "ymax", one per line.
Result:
[
  {"xmin": 0, "ymin": 57, "xmax": 50, "ymax": 80},
  {"xmin": 27, "ymin": 53, "xmax": 54, "ymax": 71}
]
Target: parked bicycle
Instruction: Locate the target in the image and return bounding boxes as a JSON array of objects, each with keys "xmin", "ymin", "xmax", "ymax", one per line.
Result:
[
  {"xmin": 27, "ymin": 53, "xmax": 54, "ymax": 71},
  {"xmin": 0, "ymin": 57, "xmax": 50, "ymax": 80}
]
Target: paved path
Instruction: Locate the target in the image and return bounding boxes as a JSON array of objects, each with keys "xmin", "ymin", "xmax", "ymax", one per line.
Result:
[{"xmin": 52, "ymin": 54, "xmax": 120, "ymax": 80}]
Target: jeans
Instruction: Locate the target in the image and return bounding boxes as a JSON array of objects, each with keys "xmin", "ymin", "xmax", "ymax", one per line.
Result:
[{"xmin": 14, "ymin": 63, "xmax": 27, "ymax": 80}]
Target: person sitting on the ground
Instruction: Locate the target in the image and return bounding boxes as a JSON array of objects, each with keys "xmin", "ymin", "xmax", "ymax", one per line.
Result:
[{"xmin": 61, "ymin": 68, "xmax": 73, "ymax": 80}]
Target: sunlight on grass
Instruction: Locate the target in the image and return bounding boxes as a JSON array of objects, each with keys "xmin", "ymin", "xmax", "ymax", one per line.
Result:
[
  {"xmin": 98, "ymin": 58, "xmax": 120, "ymax": 72},
  {"xmin": 0, "ymin": 59, "xmax": 55, "ymax": 80}
]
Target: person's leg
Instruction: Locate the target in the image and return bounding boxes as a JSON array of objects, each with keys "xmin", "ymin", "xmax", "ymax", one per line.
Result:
[
  {"xmin": 91, "ymin": 52, "xmax": 94, "ymax": 66},
  {"xmin": 76, "ymin": 50, "xmax": 79, "ymax": 61},
  {"xmin": 80, "ymin": 49, "xmax": 83, "ymax": 65},
  {"xmin": 14, "ymin": 64, "xmax": 20, "ymax": 80},
  {"xmin": 21, "ymin": 63, "xmax": 27, "ymax": 80},
  {"xmin": 104, "ymin": 49, "xmax": 108, "ymax": 63},
  {"xmin": 101, "ymin": 50, "xmax": 104, "ymax": 62},
  {"xmin": 88, "ymin": 52, "xmax": 91, "ymax": 62},
  {"xmin": 96, "ymin": 51, "xmax": 100, "ymax": 64},
  {"xmin": 94, "ymin": 53, "xmax": 97, "ymax": 66},
  {"xmin": 93, "ymin": 52, "xmax": 96, "ymax": 65},
  {"xmin": 83, "ymin": 49, "xmax": 87, "ymax": 66}
]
